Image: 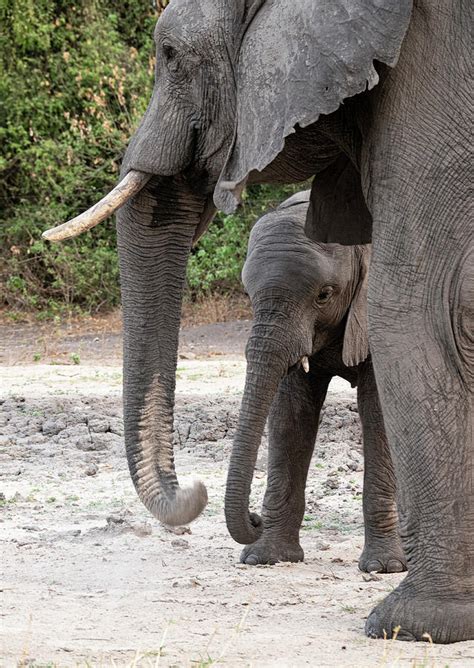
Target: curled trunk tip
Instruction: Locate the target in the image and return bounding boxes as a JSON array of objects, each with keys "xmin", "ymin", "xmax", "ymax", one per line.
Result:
[
  {"xmin": 150, "ymin": 481, "xmax": 208, "ymax": 526},
  {"xmin": 224, "ymin": 501, "xmax": 263, "ymax": 544},
  {"xmin": 42, "ymin": 170, "xmax": 151, "ymax": 242}
]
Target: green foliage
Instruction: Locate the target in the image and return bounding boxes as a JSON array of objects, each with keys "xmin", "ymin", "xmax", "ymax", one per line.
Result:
[
  {"xmin": 187, "ymin": 184, "xmax": 304, "ymax": 296},
  {"xmin": 1, "ymin": 0, "xmax": 158, "ymax": 313},
  {"xmin": 1, "ymin": 1, "xmax": 306, "ymax": 315}
]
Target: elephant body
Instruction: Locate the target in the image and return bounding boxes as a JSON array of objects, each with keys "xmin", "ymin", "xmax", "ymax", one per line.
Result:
[
  {"xmin": 228, "ymin": 192, "xmax": 406, "ymax": 575},
  {"xmin": 44, "ymin": 0, "xmax": 473, "ymax": 643}
]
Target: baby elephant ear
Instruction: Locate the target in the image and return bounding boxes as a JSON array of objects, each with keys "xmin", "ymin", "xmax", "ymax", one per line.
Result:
[
  {"xmin": 215, "ymin": 0, "xmax": 412, "ymax": 212},
  {"xmin": 343, "ymin": 246, "xmax": 371, "ymax": 367}
]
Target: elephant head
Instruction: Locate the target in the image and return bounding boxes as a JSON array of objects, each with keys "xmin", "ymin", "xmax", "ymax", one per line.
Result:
[
  {"xmin": 225, "ymin": 192, "xmax": 370, "ymax": 544},
  {"xmin": 42, "ymin": 0, "xmax": 408, "ymax": 527},
  {"xmin": 43, "ymin": 0, "xmax": 265, "ymax": 526}
]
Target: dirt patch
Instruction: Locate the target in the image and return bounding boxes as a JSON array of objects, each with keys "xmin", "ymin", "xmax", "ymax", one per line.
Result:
[
  {"xmin": 0, "ymin": 302, "xmax": 251, "ymax": 366},
  {"xmin": 1, "ymin": 322, "xmax": 473, "ymax": 666}
]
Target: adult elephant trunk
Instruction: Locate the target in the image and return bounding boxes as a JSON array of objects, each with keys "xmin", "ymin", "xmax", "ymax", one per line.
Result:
[
  {"xmin": 225, "ymin": 318, "xmax": 298, "ymax": 545},
  {"xmin": 117, "ymin": 174, "xmax": 214, "ymax": 526}
]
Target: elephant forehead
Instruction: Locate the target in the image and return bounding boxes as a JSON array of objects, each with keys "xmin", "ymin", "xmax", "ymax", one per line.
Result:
[
  {"xmin": 157, "ymin": 0, "xmax": 232, "ymax": 40},
  {"xmin": 244, "ymin": 250, "xmax": 336, "ymax": 294}
]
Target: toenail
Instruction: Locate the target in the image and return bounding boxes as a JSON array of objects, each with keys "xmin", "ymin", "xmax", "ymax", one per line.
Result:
[
  {"xmin": 245, "ymin": 554, "xmax": 258, "ymax": 566},
  {"xmin": 367, "ymin": 560, "xmax": 383, "ymax": 573},
  {"xmin": 387, "ymin": 559, "xmax": 405, "ymax": 573},
  {"xmin": 365, "ymin": 613, "xmax": 378, "ymax": 638}
]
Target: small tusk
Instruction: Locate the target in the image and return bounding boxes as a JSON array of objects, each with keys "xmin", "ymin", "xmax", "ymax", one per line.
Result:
[
  {"xmin": 301, "ymin": 356, "xmax": 310, "ymax": 373},
  {"xmin": 42, "ymin": 170, "xmax": 151, "ymax": 242}
]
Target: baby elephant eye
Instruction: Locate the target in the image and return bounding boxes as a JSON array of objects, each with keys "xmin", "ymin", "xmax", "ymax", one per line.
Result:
[{"xmin": 315, "ymin": 286, "xmax": 334, "ymax": 305}]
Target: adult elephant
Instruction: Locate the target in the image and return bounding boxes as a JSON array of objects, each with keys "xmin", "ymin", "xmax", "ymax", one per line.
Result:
[{"xmin": 43, "ymin": 0, "xmax": 472, "ymax": 643}]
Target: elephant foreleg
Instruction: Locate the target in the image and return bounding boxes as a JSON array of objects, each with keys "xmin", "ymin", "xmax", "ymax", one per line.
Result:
[
  {"xmin": 240, "ymin": 368, "xmax": 330, "ymax": 565},
  {"xmin": 357, "ymin": 359, "xmax": 406, "ymax": 573}
]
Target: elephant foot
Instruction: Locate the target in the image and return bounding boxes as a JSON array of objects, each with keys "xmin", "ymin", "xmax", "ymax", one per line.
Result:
[
  {"xmin": 359, "ymin": 536, "xmax": 407, "ymax": 573},
  {"xmin": 240, "ymin": 537, "xmax": 304, "ymax": 565},
  {"xmin": 366, "ymin": 582, "xmax": 474, "ymax": 643}
]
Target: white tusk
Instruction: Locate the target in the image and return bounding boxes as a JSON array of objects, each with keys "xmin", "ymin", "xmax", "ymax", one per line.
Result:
[
  {"xmin": 42, "ymin": 170, "xmax": 151, "ymax": 242},
  {"xmin": 218, "ymin": 180, "xmax": 239, "ymax": 191},
  {"xmin": 301, "ymin": 356, "xmax": 310, "ymax": 373}
]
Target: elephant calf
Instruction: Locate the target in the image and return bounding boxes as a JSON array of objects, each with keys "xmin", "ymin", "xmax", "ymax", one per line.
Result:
[{"xmin": 225, "ymin": 191, "xmax": 406, "ymax": 573}]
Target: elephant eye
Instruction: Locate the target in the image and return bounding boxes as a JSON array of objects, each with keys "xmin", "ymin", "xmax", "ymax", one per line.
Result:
[
  {"xmin": 162, "ymin": 43, "xmax": 177, "ymax": 63},
  {"xmin": 315, "ymin": 286, "xmax": 334, "ymax": 305}
]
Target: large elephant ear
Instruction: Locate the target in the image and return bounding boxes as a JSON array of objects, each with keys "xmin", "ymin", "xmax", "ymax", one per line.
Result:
[{"xmin": 215, "ymin": 0, "xmax": 412, "ymax": 212}]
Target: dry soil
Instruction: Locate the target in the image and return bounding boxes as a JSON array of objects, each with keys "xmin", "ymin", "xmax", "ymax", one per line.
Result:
[{"xmin": 1, "ymin": 314, "xmax": 473, "ymax": 667}]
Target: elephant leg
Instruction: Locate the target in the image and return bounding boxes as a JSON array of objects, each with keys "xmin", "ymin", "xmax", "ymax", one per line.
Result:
[
  {"xmin": 357, "ymin": 359, "xmax": 406, "ymax": 574},
  {"xmin": 362, "ymin": 5, "xmax": 473, "ymax": 642},
  {"xmin": 240, "ymin": 369, "xmax": 331, "ymax": 565}
]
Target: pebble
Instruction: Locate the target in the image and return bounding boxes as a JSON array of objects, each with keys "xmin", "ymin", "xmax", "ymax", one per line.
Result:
[
  {"xmin": 87, "ymin": 416, "xmax": 109, "ymax": 433},
  {"xmin": 171, "ymin": 538, "xmax": 190, "ymax": 549},
  {"xmin": 84, "ymin": 463, "xmax": 98, "ymax": 476},
  {"xmin": 132, "ymin": 522, "xmax": 153, "ymax": 537},
  {"xmin": 42, "ymin": 418, "xmax": 67, "ymax": 436}
]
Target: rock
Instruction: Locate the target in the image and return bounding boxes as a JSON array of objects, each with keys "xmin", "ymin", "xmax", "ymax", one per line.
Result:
[
  {"xmin": 76, "ymin": 432, "xmax": 120, "ymax": 451},
  {"xmin": 316, "ymin": 540, "xmax": 331, "ymax": 551},
  {"xmin": 194, "ymin": 427, "xmax": 221, "ymax": 442},
  {"xmin": 94, "ymin": 432, "xmax": 122, "ymax": 450},
  {"xmin": 57, "ymin": 424, "xmax": 89, "ymax": 443},
  {"xmin": 67, "ymin": 412, "xmax": 88, "ymax": 426},
  {"xmin": 348, "ymin": 461, "xmax": 362, "ymax": 472},
  {"xmin": 108, "ymin": 417, "xmax": 124, "ymax": 436},
  {"xmin": 88, "ymin": 416, "xmax": 109, "ymax": 433},
  {"xmin": 84, "ymin": 463, "xmax": 98, "ymax": 476},
  {"xmin": 162, "ymin": 524, "xmax": 192, "ymax": 536},
  {"xmin": 132, "ymin": 522, "xmax": 152, "ymax": 537},
  {"xmin": 75, "ymin": 435, "xmax": 96, "ymax": 451},
  {"xmin": 18, "ymin": 418, "xmax": 43, "ymax": 437},
  {"xmin": 325, "ymin": 476, "xmax": 339, "ymax": 490},
  {"xmin": 42, "ymin": 417, "xmax": 67, "ymax": 436},
  {"xmin": 107, "ymin": 514, "xmax": 127, "ymax": 525},
  {"xmin": 171, "ymin": 538, "xmax": 190, "ymax": 549}
]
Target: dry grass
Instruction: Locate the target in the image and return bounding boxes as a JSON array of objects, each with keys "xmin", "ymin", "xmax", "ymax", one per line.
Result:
[
  {"xmin": 181, "ymin": 293, "xmax": 251, "ymax": 328},
  {"xmin": 0, "ymin": 294, "xmax": 251, "ymax": 333}
]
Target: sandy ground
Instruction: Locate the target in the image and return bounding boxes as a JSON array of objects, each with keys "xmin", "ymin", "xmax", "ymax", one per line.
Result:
[{"xmin": 1, "ymin": 316, "xmax": 473, "ymax": 667}]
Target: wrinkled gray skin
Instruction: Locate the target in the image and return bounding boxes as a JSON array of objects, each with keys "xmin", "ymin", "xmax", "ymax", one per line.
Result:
[
  {"xmin": 227, "ymin": 192, "xmax": 407, "ymax": 577},
  {"xmin": 113, "ymin": 0, "xmax": 472, "ymax": 643}
]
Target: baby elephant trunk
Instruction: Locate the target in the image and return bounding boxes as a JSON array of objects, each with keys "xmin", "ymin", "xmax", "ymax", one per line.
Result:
[{"xmin": 225, "ymin": 322, "xmax": 297, "ymax": 545}]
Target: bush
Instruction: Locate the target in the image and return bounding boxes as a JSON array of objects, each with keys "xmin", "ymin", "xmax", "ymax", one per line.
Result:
[
  {"xmin": 187, "ymin": 184, "xmax": 304, "ymax": 297},
  {"xmin": 1, "ymin": 0, "xmax": 158, "ymax": 314},
  {"xmin": 1, "ymin": 1, "xmax": 306, "ymax": 316}
]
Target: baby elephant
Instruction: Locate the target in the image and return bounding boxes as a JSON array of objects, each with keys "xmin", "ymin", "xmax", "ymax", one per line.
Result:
[{"xmin": 225, "ymin": 191, "xmax": 406, "ymax": 573}]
